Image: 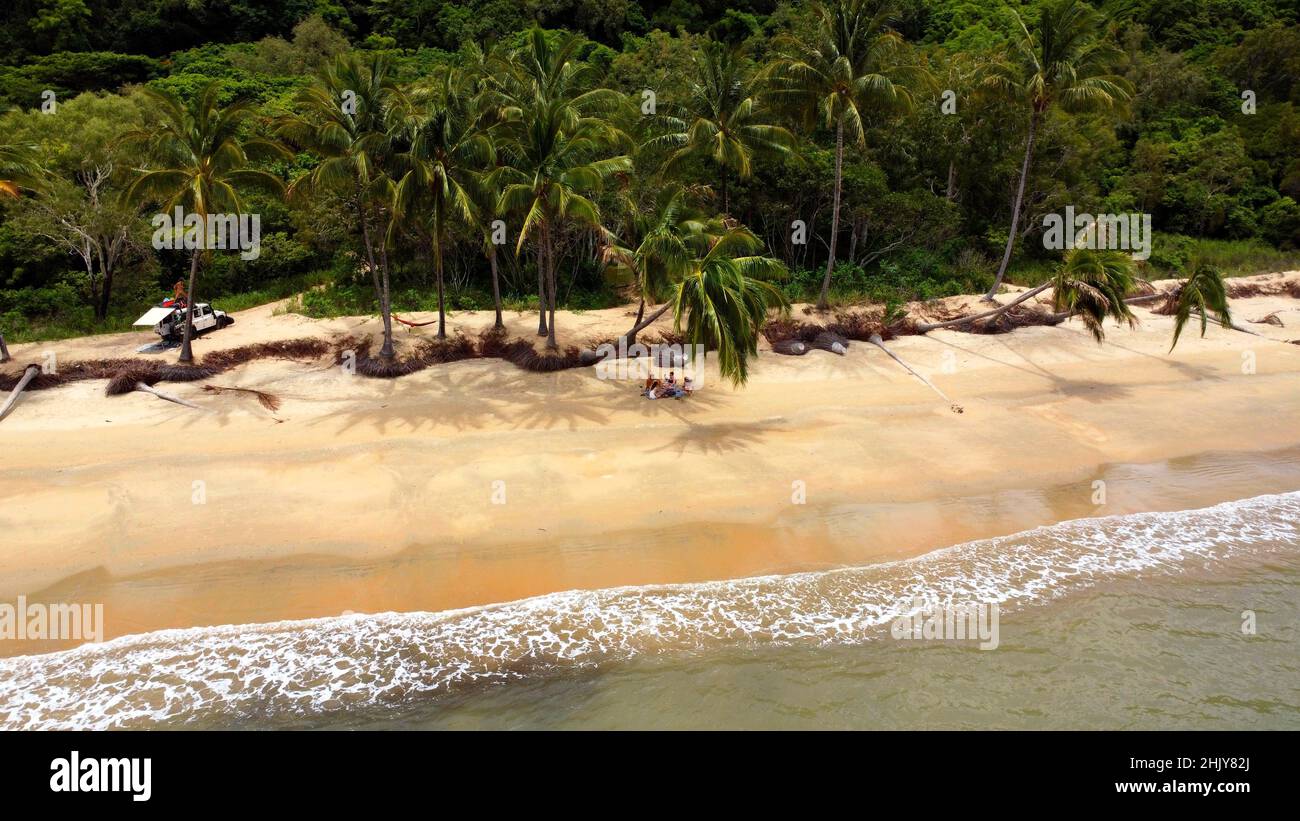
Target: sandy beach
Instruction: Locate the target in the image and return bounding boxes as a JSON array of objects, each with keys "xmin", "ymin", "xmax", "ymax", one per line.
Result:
[{"xmin": 3, "ymin": 272, "xmax": 1300, "ymax": 657}]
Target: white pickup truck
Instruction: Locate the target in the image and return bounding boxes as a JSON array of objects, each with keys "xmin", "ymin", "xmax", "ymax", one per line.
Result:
[{"xmin": 133, "ymin": 303, "xmax": 234, "ymax": 343}]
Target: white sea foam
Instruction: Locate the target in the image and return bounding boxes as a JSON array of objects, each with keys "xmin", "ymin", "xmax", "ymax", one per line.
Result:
[{"xmin": 1, "ymin": 492, "xmax": 1297, "ymax": 729}]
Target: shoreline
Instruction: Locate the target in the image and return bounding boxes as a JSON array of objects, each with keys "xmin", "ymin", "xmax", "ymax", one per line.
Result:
[{"xmin": 3, "ymin": 273, "xmax": 1300, "ymax": 657}]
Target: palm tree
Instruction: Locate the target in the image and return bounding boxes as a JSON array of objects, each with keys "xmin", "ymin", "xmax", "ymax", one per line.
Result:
[
  {"xmin": 1046, "ymin": 248, "xmax": 1137, "ymax": 341},
  {"xmin": 390, "ymin": 68, "xmax": 493, "ymax": 339},
  {"xmin": 1168, "ymin": 262, "xmax": 1232, "ymax": 351},
  {"xmin": 124, "ymin": 82, "xmax": 286, "ymax": 363},
  {"xmin": 277, "ymin": 54, "xmax": 404, "ymax": 358},
  {"xmin": 600, "ymin": 183, "xmax": 702, "ymax": 347},
  {"xmin": 0, "ymin": 142, "xmax": 43, "ymax": 198},
  {"xmin": 671, "ymin": 225, "xmax": 791, "ymax": 386},
  {"xmin": 767, "ymin": 0, "xmax": 926, "ymax": 310},
  {"xmin": 917, "ymin": 247, "xmax": 1135, "ymax": 340},
  {"xmin": 981, "ymin": 0, "xmax": 1133, "ymax": 300},
  {"xmin": 651, "ymin": 39, "xmax": 794, "ymax": 213},
  {"xmin": 462, "ymin": 43, "xmax": 515, "ymax": 330},
  {"xmin": 919, "ymin": 248, "xmax": 1236, "ymax": 352},
  {"xmin": 497, "ymin": 27, "xmax": 632, "ymax": 350}
]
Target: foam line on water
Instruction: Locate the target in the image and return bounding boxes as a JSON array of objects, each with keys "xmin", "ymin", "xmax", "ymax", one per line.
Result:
[{"xmin": 2, "ymin": 491, "xmax": 1297, "ymax": 729}]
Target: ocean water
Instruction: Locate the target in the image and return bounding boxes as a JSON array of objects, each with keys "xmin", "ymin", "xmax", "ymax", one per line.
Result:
[{"xmin": 1, "ymin": 491, "xmax": 1297, "ymax": 730}]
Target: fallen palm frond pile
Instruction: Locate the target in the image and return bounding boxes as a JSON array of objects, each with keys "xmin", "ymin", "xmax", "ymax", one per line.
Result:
[
  {"xmin": 1225, "ymin": 279, "xmax": 1300, "ymax": 299},
  {"xmin": 348, "ymin": 328, "xmax": 593, "ymax": 379},
  {"xmin": 203, "ymin": 384, "xmax": 282, "ymax": 412},
  {"xmin": 0, "ymin": 338, "xmax": 333, "ymax": 396}
]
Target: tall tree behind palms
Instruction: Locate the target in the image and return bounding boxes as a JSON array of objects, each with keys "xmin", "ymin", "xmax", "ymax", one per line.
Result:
[
  {"xmin": 277, "ymin": 54, "xmax": 404, "ymax": 358},
  {"xmin": 651, "ymin": 39, "xmax": 794, "ymax": 213},
  {"xmin": 125, "ymin": 82, "xmax": 286, "ymax": 363},
  {"xmin": 497, "ymin": 27, "xmax": 632, "ymax": 350},
  {"xmin": 767, "ymin": 0, "xmax": 926, "ymax": 310},
  {"xmin": 981, "ymin": 0, "xmax": 1132, "ymax": 301},
  {"xmin": 390, "ymin": 68, "xmax": 494, "ymax": 339}
]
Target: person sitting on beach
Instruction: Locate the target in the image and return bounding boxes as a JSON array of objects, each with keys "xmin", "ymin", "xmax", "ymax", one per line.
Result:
[
  {"xmin": 644, "ymin": 378, "xmax": 662, "ymax": 399},
  {"xmin": 682, "ymin": 376, "xmax": 695, "ymax": 395}
]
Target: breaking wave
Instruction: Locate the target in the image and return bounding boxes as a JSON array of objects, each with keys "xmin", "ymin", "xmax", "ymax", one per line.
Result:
[{"xmin": 1, "ymin": 492, "xmax": 1297, "ymax": 729}]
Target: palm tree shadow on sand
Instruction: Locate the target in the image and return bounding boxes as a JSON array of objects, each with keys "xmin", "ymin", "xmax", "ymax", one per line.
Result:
[{"xmin": 646, "ymin": 418, "xmax": 788, "ymax": 456}]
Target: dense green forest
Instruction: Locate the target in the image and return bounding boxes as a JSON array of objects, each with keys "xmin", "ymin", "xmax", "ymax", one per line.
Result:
[{"xmin": 1, "ymin": 0, "xmax": 1298, "ymax": 349}]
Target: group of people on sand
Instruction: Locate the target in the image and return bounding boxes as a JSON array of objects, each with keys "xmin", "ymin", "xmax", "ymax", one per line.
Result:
[{"xmin": 643, "ymin": 371, "xmax": 694, "ymax": 400}]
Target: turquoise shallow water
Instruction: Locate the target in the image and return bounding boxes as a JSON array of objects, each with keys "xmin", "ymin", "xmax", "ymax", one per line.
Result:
[{"xmin": 2, "ymin": 491, "xmax": 1297, "ymax": 730}]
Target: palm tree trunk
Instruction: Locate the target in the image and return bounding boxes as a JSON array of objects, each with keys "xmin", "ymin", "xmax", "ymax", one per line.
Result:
[
  {"xmin": 945, "ymin": 159, "xmax": 958, "ymax": 202},
  {"xmin": 178, "ymin": 246, "xmax": 201, "ymax": 364},
  {"xmin": 986, "ymin": 110, "xmax": 1040, "ymax": 301},
  {"xmin": 545, "ymin": 222, "xmax": 558, "ymax": 351},
  {"xmin": 721, "ymin": 168, "xmax": 728, "ymax": 214},
  {"xmin": 619, "ymin": 300, "xmax": 671, "ymax": 348},
  {"xmin": 358, "ymin": 198, "xmax": 394, "ymax": 359},
  {"xmin": 536, "ymin": 240, "xmax": 548, "ymax": 337},
  {"xmin": 0, "ymin": 333, "xmax": 9, "ymax": 363},
  {"xmin": 917, "ymin": 281, "xmax": 1052, "ymax": 333},
  {"xmin": 868, "ymin": 334, "xmax": 962, "ymax": 413},
  {"xmin": 378, "ymin": 237, "xmax": 394, "ymax": 358},
  {"xmin": 133, "ymin": 381, "xmax": 204, "ymax": 409},
  {"xmin": 489, "ymin": 244, "xmax": 504, "ymax": 329},
  {"xmin": 817, "ymin": 119, "xmax": 845, "ymax": 311},
  {"xmin": 434, "ymin": 236, "xmax": 447, "ymax": 340}
]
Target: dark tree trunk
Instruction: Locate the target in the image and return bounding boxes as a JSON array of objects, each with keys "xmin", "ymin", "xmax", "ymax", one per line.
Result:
[
  {"xmin": 98, "ymin": 265, "xmax": 114, "ymax": 323},
  {"xmin": 434, "ymin": 236, "xmax": 447, "ymax": 340},
  {"xmin": 489, "ymin": 244, "xmax": 504, "ymax": 329},
  {"xmin": 378, "ymin": 237, "xmax": 394, "ymax": 359}
]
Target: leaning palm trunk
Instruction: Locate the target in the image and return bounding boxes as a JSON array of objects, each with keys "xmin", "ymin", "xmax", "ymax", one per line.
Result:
[
  {"xmin": 619, "ymin": 301, "xmax": 672, "ymax": 349},
  {"xmin": 986, "ymin": 110, "xmax": 1041, "ymax": 300},
  {"xmin": 869, "ymin": 334, "xmax": 963, "ymax": 413},
  {"xmin": 358, "ymin": 199, "xmax": 395, "ymax": 359},
  {"xmin": 0, "ymin": 363, "xmax": 40, "ymax": 422},
  {"xmin": 178, "ymin": 245, "xmax": 202, "ymax": 363},
  {"xmin": 917, "ymin": 281, "xmax": 1052, "ymax": 333},
  {"xmin": 133, "ymin": 381, "xmax": 204, "ymax": 409},
  {"xmin": 817, "ymin": 119, "xmax": 845, "ymax": 310}
]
